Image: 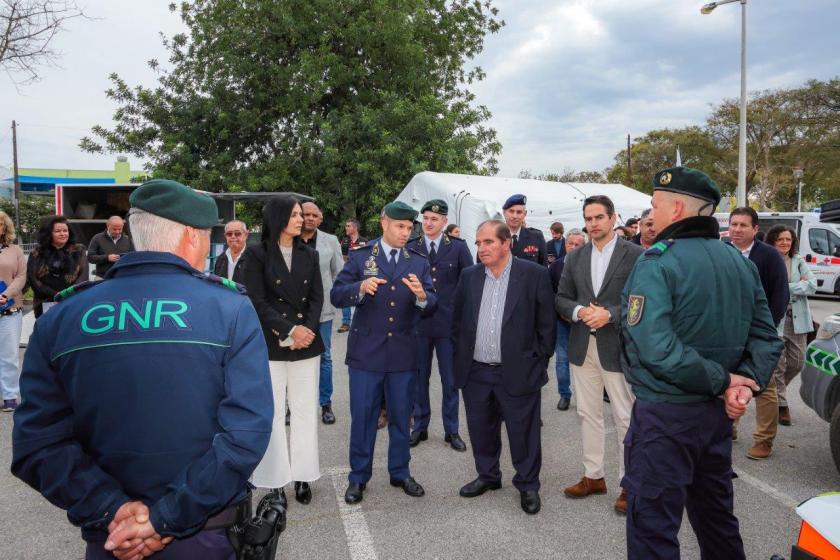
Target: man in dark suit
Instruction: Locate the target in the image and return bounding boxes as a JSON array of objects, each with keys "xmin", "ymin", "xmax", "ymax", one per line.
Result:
[
  {"xmin": 555, "ymin": 195, "xmax": 644, "ymax": 514},
  {"xmin": 546, "ymin": 222, "xmax": 566, "ymax": 264},
  {"xmin": 728, "ymin": 206, "xmax": 789, "ymax": 460},
  {"xmin": 452, "ymin": 220, "xmax": 555, "ymax": 514},
  {"xmin": 213, "ymin": 219, "xmax": 248, "ymax": 282},
  {"xmin": 410, "ymin": 199, "xmax": 473, "ymax": 451},
  {"xmin": 331, "ymin": 202, "xmax": 438, "ymax": 504},
  {"xmin": 503, "ymin": 194, "xmax": 547, "ymax": 265}
]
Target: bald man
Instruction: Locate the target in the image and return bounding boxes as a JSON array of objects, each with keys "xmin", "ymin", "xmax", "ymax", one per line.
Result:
[{"xmin": 87, "ymin": 216, "xmax": 134, "ymax": 279}]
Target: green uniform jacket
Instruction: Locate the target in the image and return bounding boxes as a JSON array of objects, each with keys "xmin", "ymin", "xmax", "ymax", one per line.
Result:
[{"xmin": 620, "ymin": 216, "xmax": 783, "ymax": 403}]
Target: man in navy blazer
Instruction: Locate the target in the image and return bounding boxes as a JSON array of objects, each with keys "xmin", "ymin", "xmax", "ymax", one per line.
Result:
[
  {"xmin": 728, "ymin": 206, "xmax": 789, "ymax": 460},
  {"xmin": 451, "ymin": 220, "xmax": 555, "ymax": 514}
]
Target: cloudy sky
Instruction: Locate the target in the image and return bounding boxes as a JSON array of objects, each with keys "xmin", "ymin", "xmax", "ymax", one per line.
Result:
[{"xmin": 3, "ymin": 0, "xmax": 839, "ymax": 178}]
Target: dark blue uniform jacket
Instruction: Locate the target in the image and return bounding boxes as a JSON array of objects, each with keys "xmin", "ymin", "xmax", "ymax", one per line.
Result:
[
  {"xmin": 11, "ymin": 251, "xmax": 273, "ymax": 542},
  {"xmin": 330, "ymin": 238, "xmax": 437, "ymax": 372},
  {"xmin": 411, "ymin": 234, "xmax": 473, "ymax": 337}
]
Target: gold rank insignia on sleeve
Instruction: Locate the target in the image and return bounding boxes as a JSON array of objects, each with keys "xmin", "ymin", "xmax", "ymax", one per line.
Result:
[{"xmin": 627, "ymin": 295, "xmax": 645, "ymax": 326}]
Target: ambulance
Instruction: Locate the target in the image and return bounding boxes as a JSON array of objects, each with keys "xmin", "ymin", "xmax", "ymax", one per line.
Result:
[{"xmin": 715, "ymin": 210, "xmax": 840, "ymax": 295}]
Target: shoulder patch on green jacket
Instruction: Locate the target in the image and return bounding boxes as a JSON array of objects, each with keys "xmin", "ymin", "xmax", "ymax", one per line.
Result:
[
  {"xmin": 55, "ymin": 280, "xmax": 103, "ymax": 302},
  {"xmin": 200, "ymin": 272, "xmax": 248, "ymax": 295},
  {"xmin": 644, "ymin": 239, "xmax": 675, "ymax": 257}
]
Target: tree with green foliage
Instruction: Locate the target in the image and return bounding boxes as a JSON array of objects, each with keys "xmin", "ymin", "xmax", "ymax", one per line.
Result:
[
  {"xmin": 0, "ymin": 195, "xmax": 55, "ymax": 243},
  {"xmin": 519, "ymin": 168, "xmax": 607, "ymax": 184},
  {"xmin": 80, "ymin": 0, "xmax": 503, "ymax": 233}
]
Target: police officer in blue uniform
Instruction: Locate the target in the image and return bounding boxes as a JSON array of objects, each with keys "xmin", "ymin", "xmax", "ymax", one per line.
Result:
[
  {"xmin": 503, "ymin": 194, "xmax": 547, "ymax": 265},
  {"xmin": 408, "ymin": 199, "xmax": 473, "ymax": 451},
  {"xmin": 12, "ymin": 179, "xmax": 273, "ymax": 560},
  {"xmin": 331, "ymin": 201, "xmax": 438, "ymax": 504},
  {"xmin": 620, "ymin": 168, "xmax": 783, "ymax": 560}
]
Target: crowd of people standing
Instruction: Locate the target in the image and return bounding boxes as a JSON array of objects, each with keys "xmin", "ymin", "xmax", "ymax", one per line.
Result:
[{"xmin": 3, "ymin": 165, "xmax": 817, "ymax": 559}]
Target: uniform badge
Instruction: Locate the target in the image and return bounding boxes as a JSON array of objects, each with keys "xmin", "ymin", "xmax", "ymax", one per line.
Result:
[
  {"xmin": 627, "ymin": 295, "xmax": 645, "ymax": 326},
  {"xmin": 659, "ymin": 172, "xmax": 672, "ymax": 186},
  {"xmin": 364, "ymin": 256, "xmax": 379, "ymax": 276},
  {"xmin": 431, "ymin": 204, "xmax": 440, "ymax": 212}
]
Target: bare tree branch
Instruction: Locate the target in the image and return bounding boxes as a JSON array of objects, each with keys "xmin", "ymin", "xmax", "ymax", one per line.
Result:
[{"xmin": 0, "ymin": 0, "xmax": 88, "ymax": 84}]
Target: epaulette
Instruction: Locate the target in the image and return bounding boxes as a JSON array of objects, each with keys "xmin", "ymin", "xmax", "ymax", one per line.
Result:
[
  {"xmin": 644, "ymin": 239, "xmax": 675, "ymax": 257},
  {"xmin": 349, "ymin": 241, "xmax": 370, "ymax": 251},
  {"xmin": 55, "ymin": 280, "xmax": 103, "ymax": 302},
  {"xmin": 198, "ymin": 272, "xmax": 248, "ymax": 295},
  {"xmin": 445, "ymin": 235, "xmax": 464, "ymax": 244},
  {"xmin": 411, "ymin": 236, "xmax": 423, "ymax": 246},
  {"xmin": 527, "ymin": 226, "xmax": 542, "ymax": 232}
]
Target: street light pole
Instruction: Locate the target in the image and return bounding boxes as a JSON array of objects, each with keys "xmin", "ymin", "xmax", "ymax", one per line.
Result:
[
  {"xmin": 701, "ymin": 0, "xmax": 748, "ymax": 207},
  {"xmin": 793, "ymin": 167, "xmax": 804, "ymax": 212}
]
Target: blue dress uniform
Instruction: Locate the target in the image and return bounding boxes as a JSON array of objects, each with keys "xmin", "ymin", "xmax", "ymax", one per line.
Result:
[
  {"xmin": 512, "ymin": 226, "xmax": 547, "ymax": 265},
  {"xmin": 11, "ymin": 179, "xmax": 273, "ymax": 559},
  {"xmin": 620, "ymin": 168, "xmax": 783, "ymax": 560},
  {"xmin": 330, "ymin": 236, "xmax": 437, "ymax": 490},
  {"xmin": 411, "ymin": 229, "xmax": 473, "ymax": 441}
]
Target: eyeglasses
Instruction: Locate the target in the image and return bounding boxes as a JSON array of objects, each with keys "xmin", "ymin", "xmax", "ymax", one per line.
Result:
[{"xmin": 225, "ymin": 231, "xmax": 245, "ymax": 238}]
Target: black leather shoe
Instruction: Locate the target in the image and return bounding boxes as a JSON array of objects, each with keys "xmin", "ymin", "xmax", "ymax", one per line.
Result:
[
  {"xmin": 270, "ymin": 487, "xmax": 287, "ymax": 509},
  {"xmin": 445, "ymin": 433, "xmax": 467, "ymax": 452},
  {"xmin": 390, "ymin": 476, "xmax": 425, "ymax": 497},
  {"xmin": 344, "ymin": 482, "xmax": 366, "ymax": 504},
  {"xmin": 294, "ymin": 481, "xmax": 312, "ymax": 504},
  {"xmin": 459, "ymin": 478, "xmax": 502, "ymax": 498},
  {"xmin": 321, "ymin": 404, "xmax": 336, "ymax": 425},
  {"xmin": 285, "ymin": 408, "xmax": 291, "ymax": 426},
  {"xmin": 520, "ymin": 490, "xmax": 541, "ymax": 514},
  {"xmin": 603, "ymin": 390, "xmax": 611, "ymax": 404},
  {"xmin": 557, "ymin": 397, "xmax": 570, "ymax": 411},
  {"xmin": 409, "ymin": 430, "xmax": 428, "ymax": 448}
]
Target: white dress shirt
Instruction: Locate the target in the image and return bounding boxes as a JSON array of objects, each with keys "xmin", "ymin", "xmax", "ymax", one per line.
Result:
[
  {"xmin": 224, "ymin": 248, "xmax": 244, "ymax": 280},
  {"xmin": 739, "ymin": 240, "xmax": 755, "ymax": 258},
  {"xmin": 573, "ymin": 233, "xmax": 618, "ymax": 322},
  {"xmin": 425, "ymin": 233, "xmax": 443, "ymax": 254}
]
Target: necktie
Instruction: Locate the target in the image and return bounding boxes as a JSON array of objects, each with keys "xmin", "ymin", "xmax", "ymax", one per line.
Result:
[
  {"xmin": 429, "ymin": 241, "xmax": 437, "ymax": 260},
  {"xmin": 513, "ymin": 234, "xmax": 519, "ymax": 246},
  {"xmin": 389, "ymin": 248, "xmax": 398, "ymax": 263}
]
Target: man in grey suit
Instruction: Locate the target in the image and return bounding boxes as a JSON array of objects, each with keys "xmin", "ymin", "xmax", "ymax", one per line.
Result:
[
  {"xmin": 555, "ymin": 195, "xmax": 644, "ymax": 515},
  {"xmin": 301, "ymin": 201, "xmax": 345, "ymax": 424}
]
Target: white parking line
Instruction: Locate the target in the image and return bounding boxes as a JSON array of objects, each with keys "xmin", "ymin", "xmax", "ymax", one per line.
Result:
[
  {"xmin": 330, "ymin": 469, "xmax": 378, "ymax": 560},
  {"xmin": 735, "ymin": 470, "xmax": 799, "ymax": 509}
]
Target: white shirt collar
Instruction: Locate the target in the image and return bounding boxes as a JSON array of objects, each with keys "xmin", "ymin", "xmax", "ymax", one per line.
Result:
[
  {"xmin": 593, "ymin": 232, "xmax": 618, "ymax": 254},
  {"xmin": 425, "ymin": 233, "xmax": 443, "ymax": 252},
  {"xmin": 379, "ymin": 239, "xmax": 400, "ymax": 262},
  {"xmin": 739, "ymin": 240, "xmax": 755, "ymax": 257}
]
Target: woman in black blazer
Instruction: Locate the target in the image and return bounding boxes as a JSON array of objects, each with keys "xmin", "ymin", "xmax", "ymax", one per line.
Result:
[{"xmin": 244, "ymin": 196, "xmax": 324, "ymax": 506}]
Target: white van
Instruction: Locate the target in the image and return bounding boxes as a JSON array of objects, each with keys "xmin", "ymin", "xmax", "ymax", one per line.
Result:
[{"xmin": 714, "ymin": 211, "xmax": 840, "ymax": 295}]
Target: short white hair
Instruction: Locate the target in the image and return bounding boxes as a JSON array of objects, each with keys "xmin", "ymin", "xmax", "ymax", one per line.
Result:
[{"xmin": 129, "ymin": 209, "xmax": 193, "ymax": 252}]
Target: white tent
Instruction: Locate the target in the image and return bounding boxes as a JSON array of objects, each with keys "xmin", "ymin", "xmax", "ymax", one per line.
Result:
[{"xmin": 396, "ymin": 172, "xmax": 652, "ymax": 254}]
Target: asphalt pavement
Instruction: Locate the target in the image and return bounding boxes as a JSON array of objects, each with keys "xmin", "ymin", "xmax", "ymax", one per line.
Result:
[{"xmin": 2, "ymin": 295, "xmax": 840, "ymax": 559}]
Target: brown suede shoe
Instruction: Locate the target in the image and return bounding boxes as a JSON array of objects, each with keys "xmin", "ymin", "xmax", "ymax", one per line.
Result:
[
  {"xmin": 779, "ymin": 406, "xmax": 792, "ymax": 426},
  {"xmin": 614, "ymin": 489, "xmax": 628, "ymax": 515},
  {"xmin": 377, "ymin": 409, "xmax": 388, "ymax": 430},
  {"xmin": 564, "ymin": 476, "xmax": 607, "ymax": 499},
  {"xmin": 747, "ymin": 441, "xmax": 772, "ymax": 460}
]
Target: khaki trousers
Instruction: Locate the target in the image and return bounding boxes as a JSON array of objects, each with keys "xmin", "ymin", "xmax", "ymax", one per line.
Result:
[
  {"xmin": 734, "ymin": 376, "xmax": 779, "ymax": 445},
  {"xmin": 774, "ymin": 316, "xmax": 807, "ymax": 407},
  {"xmin": 571, "ymin": 338, "xmax": 635, "ymax": 480}
]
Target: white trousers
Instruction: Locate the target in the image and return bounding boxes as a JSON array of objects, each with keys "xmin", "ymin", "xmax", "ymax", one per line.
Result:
[
  {"xmin": 571, "ymin": 339, "xmax": 635, "ymax": 480},
  {"xmin": 251, "ymin": 357, "xmax": 321, "ymax": 489}
]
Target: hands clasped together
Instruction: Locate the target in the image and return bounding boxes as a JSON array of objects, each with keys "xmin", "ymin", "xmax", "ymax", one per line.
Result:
[
  {"xmin": 722, "ymin": 374, "xmax": 760, "ymax": 420},
  {"xmin": 289, "ymin": 325, "xmax": 316, "ymax": 350},
  {"xmin": 578, "ymin": 303, "xmax": 611, "ymax": 330},
  {"xmin": 104, "ymin": 502, "xmax": 173, "ymax": 560}
]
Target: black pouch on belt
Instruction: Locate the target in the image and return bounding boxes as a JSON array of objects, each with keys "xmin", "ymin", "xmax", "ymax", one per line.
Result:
[{"xmin": 227, "ymin": 491, "xmax": 287, "ymax": 560}]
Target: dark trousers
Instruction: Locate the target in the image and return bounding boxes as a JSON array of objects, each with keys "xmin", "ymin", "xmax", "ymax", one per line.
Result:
[
  {"xmin": 348, "ymin": 368, "xmax": 415, "ymax": 484},
  {"xmin": 414, "ymin": 336, "xmax": 459, "ymax": 434},
  {"xmin": 623, "ymin": 399, "xmax": 745, "ymax": 560},
  {"xmin": 85, "ymin": 529, "xmax": 234, "ymax": 560},
  {"xmin": 462, "ymin": 361, "xmax": 541, "ymax": 492}
]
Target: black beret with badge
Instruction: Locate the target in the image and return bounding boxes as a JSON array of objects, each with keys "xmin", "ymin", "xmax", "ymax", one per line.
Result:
[
  {"xmin": 383, "ymin": 201, "xmax": 419, "ymax": 221},
  {"xmin": 503, "ymin": 193, "xmax": 527, "ymax": 210},
  {"xmin": 653, "ymin": 167, "xmax": 721, "ymax": 207},
  {"xmin": 129, "ymin": 179, "xmax": 219, "ymax": 229},
  {"xmin": 421, "ymin": 199, "xmax": 448, "ymax": 215}
]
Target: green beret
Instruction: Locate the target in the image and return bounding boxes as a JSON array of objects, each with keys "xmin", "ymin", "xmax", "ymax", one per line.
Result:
[
  {"xmin": 653, "ymin": 167, "xmax": 721, "ymax": 207},
  {"xmin": 130, "ymin": 179, "xmax": 219, "ymax": 229},
  {"xmin": 421, "ymin": 199, "xmax": 448, "ymax": 215},
  {"xmin": 383, "ymin": 201, "xmax": 418, "ymax": 221}
]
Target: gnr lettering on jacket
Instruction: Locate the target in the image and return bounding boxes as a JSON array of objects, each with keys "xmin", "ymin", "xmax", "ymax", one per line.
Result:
[{"xmin": 81, "ymin": 299, "xmax": 190, "ymax": 335}]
